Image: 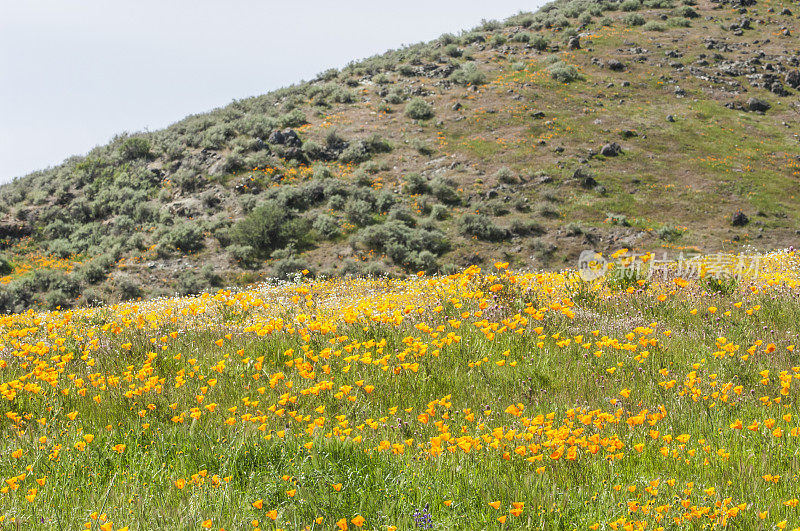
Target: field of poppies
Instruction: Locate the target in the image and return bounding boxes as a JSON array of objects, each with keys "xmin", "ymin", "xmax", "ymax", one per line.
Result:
[{"xmin": 1, "ymin": 249, "xmax": 799, "ymax": 530}]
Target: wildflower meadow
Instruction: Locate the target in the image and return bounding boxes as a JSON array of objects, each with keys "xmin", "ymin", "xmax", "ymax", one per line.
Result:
[{"xmin": 1, "ymin": 250, "xmax": 799, "ymax": 530}]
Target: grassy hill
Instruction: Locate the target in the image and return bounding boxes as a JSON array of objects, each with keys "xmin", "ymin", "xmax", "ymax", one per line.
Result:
[{"xmin": 1, "ymin": 0, "xmax": 799, "ymax": 311}]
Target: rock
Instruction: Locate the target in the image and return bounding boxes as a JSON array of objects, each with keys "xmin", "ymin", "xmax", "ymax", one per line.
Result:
[
  {"xmin": 530, "ymin": 111, "xmax": 546, "ymax": 119},
  {"xmin": 452, "ymin": 102, "xmax": 462, "ymax": 111},
  {"xmin": 167, "ymin": 197, "xmax": 203, "ymax": 217},
  {"xmin": 267, "ymin": 128, "xmax": 302, "ymax": 147},
  {"xmin": 573, "ymin": 168, "xmax": 597, "ymax": 188},
  {"xmin": 731, "ymin": 210, "xmax": 749, "ymax": 226},
  {"xmin": 282, "ymin": 146, "xmax": 306, "ymax": 162},
  {"xmin": 674, "ymin": 86, "xmax": 686, "ymax": 96},
  {"xmin": 666, "ymin": 114, "xmax": 676, "ymax": 122},
  {"xmin": 567, "ymin": 36, "xmax": 581, "ymax": 50},
  {"xmin": 785, "ymin": 70, "xmax": 800, "ymax": 89},
  {"xmin": 780, "ymin": 7, "xmax": 793, "ymax": 15},
  {"xmin": 607, "ymin": 59, "xmax": 625, "ymax": 71},
  {"xmin": 746, "ymin": 97, "xmax": 771, "ymax": 112},
  {"xmin": 600, "ymin": 142, "xmax": 622, "ymax": 157}
]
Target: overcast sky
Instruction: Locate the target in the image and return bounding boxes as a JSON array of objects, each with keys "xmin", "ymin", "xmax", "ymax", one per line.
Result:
[{"xmin": 0, "ymin": 0, "xmax": 546, "ymax": 184}]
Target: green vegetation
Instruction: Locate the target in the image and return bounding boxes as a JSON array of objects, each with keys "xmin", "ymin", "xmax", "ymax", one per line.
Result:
[{"xmin": 0, "ymin": 0, "xmax": 797, "ymax": 312}]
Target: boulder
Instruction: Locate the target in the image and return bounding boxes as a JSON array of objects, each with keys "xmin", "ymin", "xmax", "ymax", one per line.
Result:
[
  {"xmin": 607, "ymin": 59, "xmax": 626, "ymax": 71},
  {"xmin": 600, "ymin": 142, "xmax": 622, "ymax": 157},
  {"xmin": 785, "ymin": 70, "xmax": 800, "ymax": 89},
  {"xmin": 267, "ymin": 128, "xmax": 302, "ymax": 147},
  {"xmin": 567, "ymin": 36, "xmax": 581, "ymax": 50},
  {"xmin": 746, "ymin": 97, "xmax": 770, "ymax": 112},
  {"xmin": 731, "ymin": 210, "xmax": 749, "ymax": 226}
]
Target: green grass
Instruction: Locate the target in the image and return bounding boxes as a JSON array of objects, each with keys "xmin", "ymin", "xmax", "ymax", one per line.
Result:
[{"xmin": 1, "ymin": 263, "xmax": 800, "ymax": 529}]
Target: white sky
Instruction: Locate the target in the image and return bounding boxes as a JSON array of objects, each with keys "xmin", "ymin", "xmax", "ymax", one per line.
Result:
[{"xmin": 0, "ymin": 0, "xmax": 546, "ymax": 183}]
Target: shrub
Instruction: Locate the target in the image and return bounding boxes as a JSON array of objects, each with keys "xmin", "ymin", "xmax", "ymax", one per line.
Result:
[
  {"xmin": 375, "ymin": 190, "xmax": 396, "ymax": 213},
  {"xmin": 449, "ymin": 62, "xmax": 487, "ymax": 86},
  {"xmin": 460, "ymin": 214, "xmax": 509, "ymax": 241},
  {"xmin": 272, "ymin": 256, "xmax": 312, "ymax": 280},
  {"xmin": 312, "ymin": 214, "xmax": 341, "ymax": 239},
  {"xmin": 477, "ymin": 200, "xmax": 510, "ymax": 217},
  {"xmin": 496, "ymin": 167, "xmax": 516, "ymax": 184},
  {"xmin": 643, "ymin": 21, "xmax": 666, "ymax": 31},
  {"xmin": 531, "ymin": 35, "xmax": 549, "ymax": 51},
  {"xmin": 625, "ymin": 13, "xmax": 646, "ymax": 25},
  {"xmin": 667, "ymin": 17, "xmax": 691, "ymax": 26},
  {"xmin": 565, "ymin": 222, "xmax": 584, "ymax": 236},
  {"xmin": 657, "ymin": 226, "xmax": 683, "ymax": 242},
  {"xmin": 412, "ymin": 139, "xmax": 435, "ymax": 155},
  {"xmin": 546, "ymin": 62, "xmax": 582, "ymax": 83},
  {"xmin": 116, "ymin": 275, "xmax": 143, "ymax": 301},
  {"xmin": 388, "ymin": 206, "xmax": 417, "ymax": 227},
  {"xmin": 402, "ymin": 173, "xmax": 430, "ymax": 195},
  {"xmin": 620, "ymin": 0, "xmax": 641, "ymax": 11},
  {"xmin": 0, "ymin": 255, "xmax": 12, "ymax": 275},
  {"xmin": 119, "ymin": 137, "xmax": 151, "ymax": 160},
  {"xmin": 429, "ymin": 204, "xmax": 449, "ymax": 220},
  {"xmin": 490, "ymin": 34, "xmax": 507, "ymax": 47},
  {"xmin": 345, "ymin": 198, "xmax": 376, "ymax": 226},
  {"xmin": 79, "ymin": 256, "xmax": 112, "ymax": 284},
  {"xmin": 444, "ymin": 44, "xmax": 462, "ymax": 57},
  {"xmin": 177, "ymin": 270, "xmax": 208, "ymax": 296},
  {"xmin": 338, "ymin": 143, "xmax": 371, "ymax": 164},
  {"xmin": 397, "ymin": 64, "xmax": 416, "ymax": 77},
  {"xmin": 430, "ymin": 178, "xmax": 461, "ymax": 205},
  {"xmin": 536, "ymin": 202, "xmax": 561, "ymax": 218},
  {"xmin": 357, "ymin": 221, "xmax": 449, "ymax": 271},
  {"xmin": 228, "ymin": 244, "xmax": 256, "ymax": 266},
  {"xmin": 405, "ymin": 98, "xmax": 434, "ymax": 120},
  {"xmin": 510, "ymin": 219, "xmax": 545, "ymax": 235},
  {"xmin": 673, "ymin": 5, "xmax": 699, "ymax": 17},
  {"xmin": 230, "ymin": 200, "xmax": 310, "ymax": 258},
  {"xmin": 159, "ymin": 222, "xmax": 204, "ymax": 253},
  {"xmin": 328, "ymin": 195, "xmax": 347, "ymax": 211}
]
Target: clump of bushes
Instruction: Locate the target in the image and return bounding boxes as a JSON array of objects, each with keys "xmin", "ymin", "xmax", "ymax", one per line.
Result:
[
  {"xmin": 230, "ymin": 200, "xmax": 311, "ymax": 259},
  {"xmin": 118, "ymin": 137, "xmax": 151, "ymax": 160},
  {"xmin": 546, "ymin": 61, "xmax": 582, "ymax": 83},
  {"xmin": 158, "ymin": 222, "xmax": 205, "ymax": 254},
  {"xmin": 450, "ymin": 62, "xmax": 487, "ymax": 86},
  {"xmin": 405, "ymin": 98, "xmax": 434, "ymax": 120},
  {"xmin": 531, "ymin": 35, "xmax": 549, "ymax": 51},
  {"xmin": 460, "ymin": 214, "xmax": 509, "ymax": 241},
  {"xmin": 357, "ymin": 221, "xmax": 449, "ymax": 272},
  {"xmin": 624, "ymin": 13, "xmax": 646, "ymax": 26},
  {"xmin": 643, "ymin": 21, "xmax": 666, "ymax": 31}
]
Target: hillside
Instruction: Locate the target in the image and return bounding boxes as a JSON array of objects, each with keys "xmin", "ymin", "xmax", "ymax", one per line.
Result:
[{"xmin": 1, "ymin": 0, "xmax": 799, "ymax": 311}]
